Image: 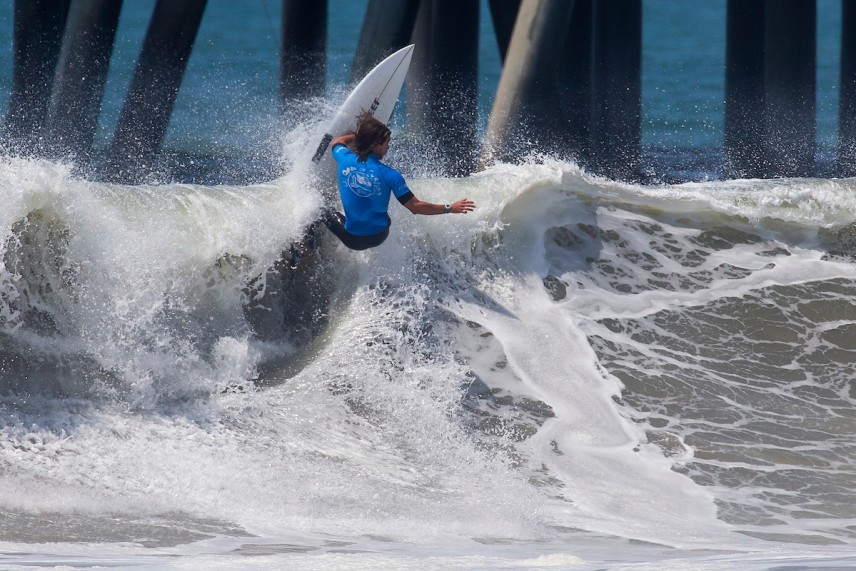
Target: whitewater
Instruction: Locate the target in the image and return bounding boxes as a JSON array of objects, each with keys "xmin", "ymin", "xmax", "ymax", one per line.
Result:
[{"xmin": 3, "ymin": 137, "xmax": 856, "ymax": 568}]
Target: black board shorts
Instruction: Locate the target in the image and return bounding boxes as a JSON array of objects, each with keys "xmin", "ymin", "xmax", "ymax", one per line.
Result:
[{"xmin": 323, "ymin": 211, "xmax": 390, "ymax": 251}]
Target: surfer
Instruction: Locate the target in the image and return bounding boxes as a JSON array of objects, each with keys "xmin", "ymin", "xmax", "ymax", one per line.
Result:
[{"xmin": 323, "ymin": 112, "xmax": 476, "ymax": 251}]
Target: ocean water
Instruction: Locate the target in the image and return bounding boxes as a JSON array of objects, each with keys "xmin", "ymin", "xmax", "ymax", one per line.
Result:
[{"xmin": 2, "ymin": 1, "xmax": 856, "ymax": 570}]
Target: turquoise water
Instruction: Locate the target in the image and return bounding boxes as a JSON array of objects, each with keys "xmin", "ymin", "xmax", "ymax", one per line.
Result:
[{"xmin": 643, "ymin": 0, "xmax": 842, "ymax": 177}]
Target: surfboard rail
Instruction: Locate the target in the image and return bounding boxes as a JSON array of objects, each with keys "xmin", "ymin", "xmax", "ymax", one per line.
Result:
[{"xmin": 311, "ymin": 44, "xmax": 414, "ymax": 165}]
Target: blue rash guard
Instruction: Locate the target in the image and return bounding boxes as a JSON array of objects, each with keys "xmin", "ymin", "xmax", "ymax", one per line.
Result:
[{"xmin": 332, "ymin": 144, "xmax": 414, "ymax": 236}]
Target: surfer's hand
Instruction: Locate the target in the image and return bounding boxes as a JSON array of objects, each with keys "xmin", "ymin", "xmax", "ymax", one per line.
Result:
[
  {"xmin": 451, "ymin": 199, "xmax": 476, "ymax": 214},
  {"xmin": 330, "ymin": 133, "xmax": 355, "ymax": 149}
]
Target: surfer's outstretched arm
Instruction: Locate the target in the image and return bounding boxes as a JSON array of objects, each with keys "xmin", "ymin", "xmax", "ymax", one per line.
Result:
[{"xmin": 402, "ymin": 197, "xmax": 476, "ymax": 215}]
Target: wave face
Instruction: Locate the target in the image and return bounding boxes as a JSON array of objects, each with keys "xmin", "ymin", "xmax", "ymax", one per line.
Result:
[{"xmin": 2, "ymin": 154, "xmax": 856, "ymax": 567}]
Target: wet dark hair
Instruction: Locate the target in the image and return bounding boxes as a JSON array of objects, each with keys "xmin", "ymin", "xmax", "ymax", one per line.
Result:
[{"xmin": 352, "ymin": 111, "xmax": 391, "ymax": 162}]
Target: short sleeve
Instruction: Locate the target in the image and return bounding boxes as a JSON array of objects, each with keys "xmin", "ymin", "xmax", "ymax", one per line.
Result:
[
  {"xmin": 385, "ymin": 168, "xmax": 411, "ymax": 199},
  {"xmin": 332, "ymin": 144, "xmax": 349, "ymax": 161}
]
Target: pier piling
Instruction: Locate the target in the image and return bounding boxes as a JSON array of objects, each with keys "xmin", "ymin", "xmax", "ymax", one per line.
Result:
[
  {"xmin": 106, "ymin": 0, "xmax": 207, "ymax": 182},
  {"xmin": 764, "ymin": 0, "xmax": 816, "ymax": 178},
  {"xmin": 350, "ymin": 0, "xmax": 420, "ymax": 83},
  {"xmin": 726, "ymin": 0, "xmax": 817, "ymax": 179},
  {"xmin": 724, "ymin": 0, "xmax": 766, "ymax": 179},
  {"xmin": 557, "ymin": 0, "xmax": 593, "ymax": 166},
  {"xmin": 0, "ymin": 0, "xmax": 847, "ymax": 183},
  {"xmin": 5, "ymin": 0, "xmax": 69, "ymax": 152},
  {"xmin": 839, "ymin": 0, "xmax": 856, "ymax": 176},
  {"xmin": 280, "ymin": 0, "xmax": 327, "ymax": 110},
  {"xmin": 482, "ymin": 0, "xmax": 575, "ymax": 165},
  {"xmin": 487, "ymin": 0, "xmax": 521, "ymax": 64},
  {"xmin": 589, "ymin": 0, "xmax": 642, "ymax": 181},
  {"xmin": 408, "ymin": 0, "xmax": 480, "ymax": 176},
  {"xmin": 44, "ymin": 0, "xmax": 122, "ymax": 162}
]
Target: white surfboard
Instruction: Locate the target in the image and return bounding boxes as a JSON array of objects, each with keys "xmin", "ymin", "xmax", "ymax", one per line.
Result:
[{"xmin": 310, "ymin": 44, "xmax": 414, "ymax": 194}]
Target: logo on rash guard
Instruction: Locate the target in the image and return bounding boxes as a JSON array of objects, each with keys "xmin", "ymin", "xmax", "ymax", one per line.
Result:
[{"xmin": 342, "ymin": 166, "xmax": 380, "ymax": 197}]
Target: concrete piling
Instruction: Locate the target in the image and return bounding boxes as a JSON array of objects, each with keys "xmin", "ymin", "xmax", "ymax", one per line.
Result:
[
  {"xmin": 725, "ymin": 0, "xmax": 817, "ymax": 179},
  {"xmin": 106, "ymin": 0, "xmax": 207, "ymax": 182},
  {"xmin": 589, "ymin": 0, "xmax": 642, "ymax": 181},
  {"xmin": 0, "ymin": 1, "xmax": 844, "ymax": 182},
  {"xmin": 724, "ymin": 0, "xmax": 766, "ymax": 179},
  {"xmin": 557, "ymin": 0, "xmax": 593, "ymax": 166},
  {"xmin": 44, "ymin": 0, "xmax": 123, "ymax": 162},
  {"xmin": 5, "ymin": 0, "xmax": 70, "ymax": 152},
  {"xmin": 487, "ymin": 0, "xmax": 521, "ymax": 64},
  {"xmin": 408, "ymin": 0, "xmax": 480, "ymax": 176},
  {"xmin": 482, "ymin": 0, "xmax": 575, "ymax": 165},
  {"xmin": 764, "ymin": 0, "xmax": 816, "ymax": 178},
  {"xmin": 350, "ymin": 0, "xmax": 421, "ymax": 83},
  {"xmin": 280, "ymin": 0, "xmax": 327, "ymax": 108},
  {"xmin": 483, "ymin": 0, "xmax": 642, "ymax": 180},
  {"xmin": 839, "ymin": 0, "xmax": 856, "ymax": 176}
]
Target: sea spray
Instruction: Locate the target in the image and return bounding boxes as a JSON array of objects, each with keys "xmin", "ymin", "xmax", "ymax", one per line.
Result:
[{"xmin": 2, "ymin": 157, "xmax": 856, "ymax": 568}]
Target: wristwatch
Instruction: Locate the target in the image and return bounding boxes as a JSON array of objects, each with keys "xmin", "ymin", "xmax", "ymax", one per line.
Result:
[{"xmin": 444, "ymin": 204, "xmax": 451, "ymax": 214}]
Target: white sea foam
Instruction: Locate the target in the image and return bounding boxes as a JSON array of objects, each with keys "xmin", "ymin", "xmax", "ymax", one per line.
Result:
[{"xmin": 2, "ymin": 157, "xmax": 856, "ymax": 568}]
